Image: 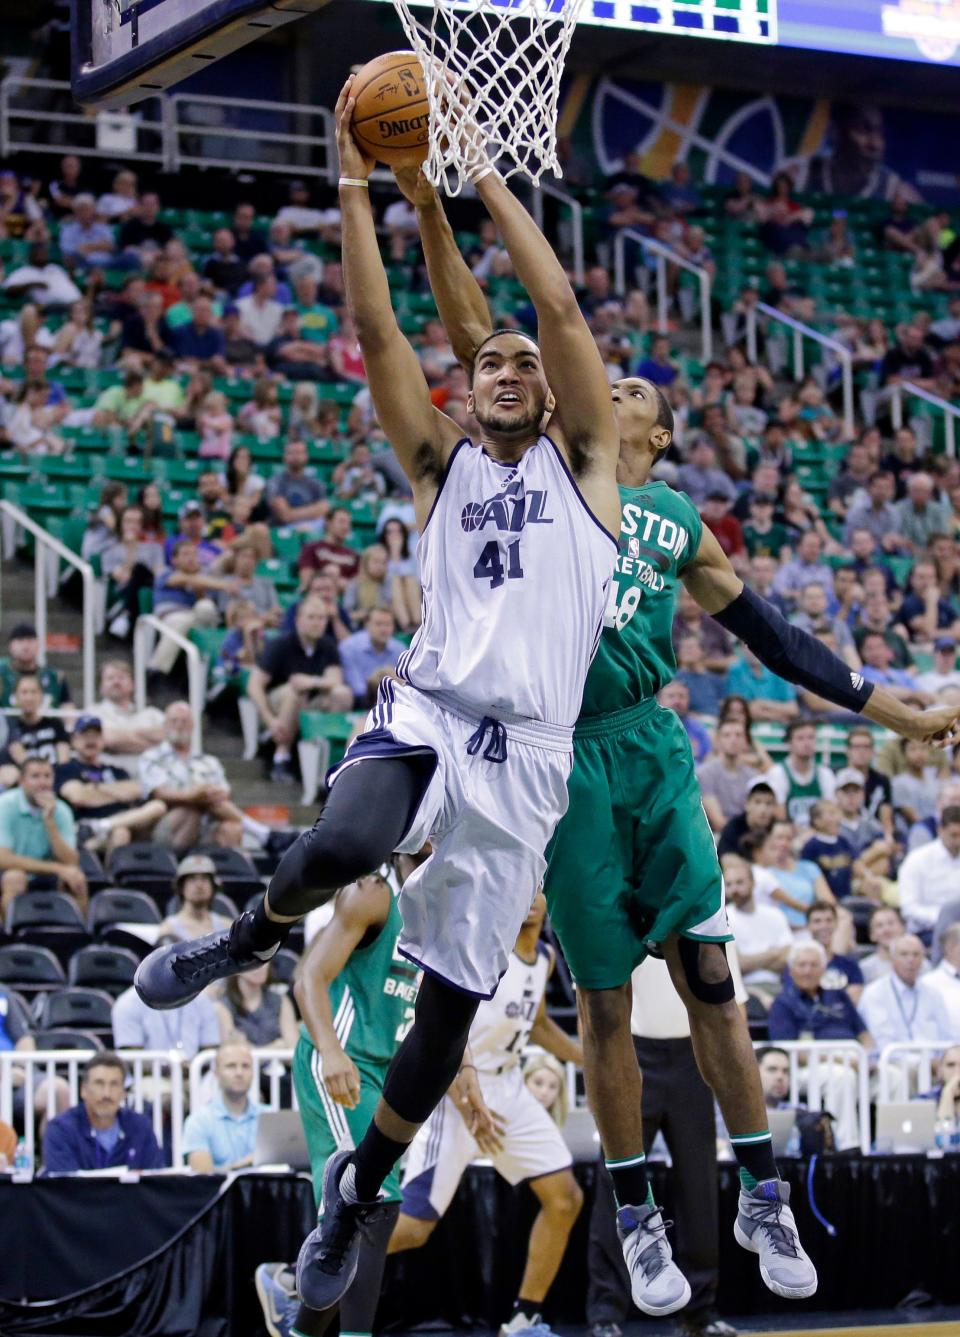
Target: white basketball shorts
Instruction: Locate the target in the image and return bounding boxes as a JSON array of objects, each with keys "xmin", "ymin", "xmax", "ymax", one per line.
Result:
[
  {"xmin": 400, "ymin": 1065, "xmax": 573, "ymax": 1220},
  {"xmin": 327, "ymin": 680, "xmax": 573, "ymax": 998}
]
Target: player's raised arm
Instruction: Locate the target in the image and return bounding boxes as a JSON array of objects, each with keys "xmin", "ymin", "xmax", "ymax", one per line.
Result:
[
  {"xmin": 336, "ymin": 79, "xmax": 461, "ymax": 501},
  {"xmin": 683, "ymin": 526, "xmax": 960, "ymax": 748},
  {"xmin": 471, "ymin": 167, "xmax": 619, "ymax": 475},
  {"xmin": 394, "ymin": 167, "xmax": 493, "ymax": 370}
]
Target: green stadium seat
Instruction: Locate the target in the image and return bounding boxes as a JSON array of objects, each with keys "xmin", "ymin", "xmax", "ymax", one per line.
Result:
[
  {"xmin": 157, "ymin": 459, "xmax": 206, "ymax": 486},
  {"xmin": 271, "ymin": 528, "xmax": 306, "ymax": 563},
  {"xmin": 101, "ymin": 457, "xmax": 154, "ymax": 486},
  {"xmin": 257, "ymin": 558, "xmax": 299, "ymax": 590},
  {"xmin": 32, "ymin": 457, "xmax": 95, "ymax": 483},
  {"xmin": 188, "ymin": 627, "xmax": 228, "ymax": 661}
]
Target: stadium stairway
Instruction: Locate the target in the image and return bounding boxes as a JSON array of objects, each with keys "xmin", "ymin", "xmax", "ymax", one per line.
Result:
[{"xmin": 0, "ymin": 553, "xmax": 320, "ymax": 828}]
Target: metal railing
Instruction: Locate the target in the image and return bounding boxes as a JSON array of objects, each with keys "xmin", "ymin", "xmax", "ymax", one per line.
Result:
[
  {"xmin": 0, "ymin": 1048, "xmax": 185, "ymax": 1172},
  {"xmin": 0, "ymin": 502, "xmax": 96, "ymax": 708},
  {"xmin": 168, "ymin": 93, "xmax": 336, "ymax": 178},
  {"xmin": 613, "ymin": 229, "xmax": 713, "ymax": 362},
  {"xmin": 531, "ymin": 182, "xmax": 585, "ymax": 286},
  {"xmin": 756, "ymin": 1039, "xmax": 872, "ymax": 1154},
  {"xmin": 890, "ymin": 381, "xmax": 960, "ymax": 458},
  {"xmin": 0, "ymin": 77, "xmax": 165, "ymax": 163},
  {"xmin": 745, "ymin": 301, "xmax": 854, "ymax": 437},
  {"xmin": 133, "ymin": 614, "xmax": 204, "ymax": 750},
  {"xmin": 877, "ymin": 1041, "xmax": 949, "ymax": 1102}
]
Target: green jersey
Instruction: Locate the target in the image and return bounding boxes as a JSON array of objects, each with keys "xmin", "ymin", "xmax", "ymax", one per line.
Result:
[
  {"xmin": 304, "ymin": 887, "xmax": 419, "ymax": 1070},
  {"xmin": 0, "ymin": 659, "xmax": 70, "ymax": 709},
  {"xmin": 579, "ymin": 482, "xmax": 702, "ymax": 718}
]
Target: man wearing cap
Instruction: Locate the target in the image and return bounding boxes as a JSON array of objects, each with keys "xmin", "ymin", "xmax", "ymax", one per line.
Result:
[
  {"xmin": 163, "ymin": 502, "xmax": 222, "ymax": 568},
  {"xmin": 833, "ymin": 767, "xmax": 890, "ymax": 862},
  {"xmin": 0, "ymin": 624, "xmax": 71, "ymax": 709},
  {"xmin": 55, "ymin": 715, "xmax": 166, "ymax": 855},
  {"xmin": 918, "ymin": 637, "xmax": 960, "ymax": 697},
  {"xmin": 151, "ymin": 540, "xmax": 233, "ymax": 676},
  {"xmin": 158, "ymin": 855, "xmax": 232, "ymax": 943}
]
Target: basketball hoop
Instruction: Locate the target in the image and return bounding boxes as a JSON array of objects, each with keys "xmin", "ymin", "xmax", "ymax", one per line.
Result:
[{"xmin": 389, "ymin": 0, "xmax": 586, "ymax": 195}]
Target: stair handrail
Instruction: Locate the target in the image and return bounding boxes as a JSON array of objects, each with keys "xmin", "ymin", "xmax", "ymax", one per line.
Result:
[{"xmin": 133, "ymin": 614, "xmax": 204, "ymax": 751}]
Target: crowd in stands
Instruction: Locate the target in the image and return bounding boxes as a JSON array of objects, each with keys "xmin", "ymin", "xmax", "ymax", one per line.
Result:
[{"xmin": 0, "ymin": 145, "xmax": 959, "ymax": 1175}]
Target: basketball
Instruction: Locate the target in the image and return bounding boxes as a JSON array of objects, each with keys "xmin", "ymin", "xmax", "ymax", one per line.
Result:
[{"xmin": 350, "ymin": 50, "xmax": 430, "ymax": 168}]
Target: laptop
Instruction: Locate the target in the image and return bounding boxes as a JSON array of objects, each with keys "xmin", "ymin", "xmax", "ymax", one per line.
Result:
[
  {"xmin": 875, "ymin": 1101, "xmax": 939, "ymax": 1153},
  {"xmin": 563, "ymin": 1106, "xmax": 601, "ymax": 1162},
  {"xmin": 252, "ymin": 1110, "xmax": 312, "ymax": 1171},
  {"xmin": 768, "ymin": 1107, "xmax": 798, "ymax": 1156}
]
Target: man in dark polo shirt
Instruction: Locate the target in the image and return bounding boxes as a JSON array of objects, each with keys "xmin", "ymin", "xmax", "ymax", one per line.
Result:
[
  {"xmin": 245, "ymin": 596, "xmax": 353, "ymax": 783},
  {"xmin": 55, "ymin": 715, "xmax": 167, "ymax": 855},
  {"xmin": 0, "ymin": 674, "xmax": 70, "ymax": 788},
  {"xmin": 168, "ymin": 296, "xmax": 228, "ymax": 373}
]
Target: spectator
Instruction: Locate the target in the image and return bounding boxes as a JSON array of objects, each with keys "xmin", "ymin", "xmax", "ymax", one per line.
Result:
[
  {"xmin": 671, "ymin": 586, "xmax": 734, "ymax": 673},
  {"xmin": 833, "ymin": 766, "xmax": 892, "ymax": 864},
  {"xmin": 801, "ymin": 801, "xmax": 856, "ymax": 900},
  {"xmin": 328, "ymin": 311, "xmax": 367, "ymax": 384},
  {"xmin": 0, "ymin": 674, "xmax": 70, "ymax": 786},
  {"xmin": 897, "ymin": 805, "xmax": 960, "ymax": 934},
  {"xmin": 169, "ymin": 297, "xmax": 228, "ymax": 373},
  {"xmin": 333, "ymin": 442, "xmax": 387, "ymax": 505},
  {"xmin": 92, "ymin": 659, "xmax": 165, "ymax": 758},
  {"xmin": 827, "ymin": 440, "xmax": 873, "ymax": 519},
  {"xmin": 676, "ymin": 439, "xmax": 736, "ymax": 506},
  {"xmin": 266, "ymin": 307, "xmax": 331, "ymax": 381},
  {"xmin": 2, "ymin": 240, "xmax": 82, "ymax": 310},
  {"xmin": 0, "ymin": 757, "xmax": 86, "ymax": 914},
  {"xmin": 754, "ymin": 820, "xmax": 835, "ymax": 928},
  {"xmin": 880, "ymin": 324, "xmax": 935, "ymax": 392},
  {"xmin": 246, "ymin": 596, "xmax": 352, "ymax": 782},
  {"xmin": 756, "ymin": 1047, "xmax": 801, "ymax": 1114},
  {"xmin": 182, "ymin": 1043, "xmax": 261, "ymax": 1173},
  {"xmin": 772, "ymin": 530, "xmax": 834, "ymax": 609},
  {"xmin": 742, "ymin": 492, "xmax": 790, "ymax": 559},
  {"xmin": 42, "ymin": 1054, "xmax": 164, "ymax": 1174},
  {"xmin": 339, "ymin": 607, "xmax": 404, "ymax": 708},
  {"xmin": 696, "ymin": 718, "xmax": 761, "ymax": 831},
  {"xmin": 724, "ymin": 853, "xmax": 793, "ymax": 1004},
  {"xmin": 925, "ymin": 924, "xmax": 960, "ymax": 1033},
  {"xmin": 112, "ymin": 979, "xmax": 222, "ymax": 1059},
  {"xmin": 858, "ymin": 633, "xmax": 932, "ymax": 709},
  {"xmin": 768, "ymin": 943, "xmax": 870, "ymax": 1048},
  {"xmin": 897, "ymin": 560, "xmax": 960, "ymax": 645},
  {"xmin": 724, "ymin": 646, "xmax": 799, "ymax": 723},
  {"xmin": 59, "ymin": 195, "xmax": 116, "ymax": 269},
  {"xmin": 150, "ymin": 540, "xmax": 229, "ymax": 675},
  {"xmin": 292, "ymin": 272, "xmax": 339, "ymax": 344},
  {"xmin": 139, "ymin": 701, "xmax": 251, "ymax": 851},
  {"xmin": 381, "ymin": 517, "xmax": 421, "ymax": 633},
  {"xmin": 203, "ymin": 229, "xmax": 246, "ymax": 295},
  {"xmin": 0, "ymin": 623, "xmax": 71, "ymax": 708},
  {"xmin": 917, "ymin": 636, "xmax": 960, "ymax": 697},
  {"xmin": 789, "ymin": 583, "xmax": 859, "ymax": 667},
  {"xmin": 117, "ymin": 190, "xmax": 172, "ymax": 256},
  {"xmin": 237, "ymin": 273, "xmax": 283, "ymax": 348},
  {"xmin": 298, "ymin": 506, "xmax": 360, "ymax": 586},
  {"xmin": 267, "ymin": 439, "xmax": 329, "ymax": 532},
  {"xmin": 844, "ymin": 473, "xmax": 904, "ymax": 550},
  {"xmin": 282, "ymin": 569, "xmax": 353, "ymax": 641},
  {"xmin": 700, "ymin": 491, "xmax": 744, "ymax": 560},
  {"xmin": 656, "ymin": 679, "xmax": 711, "ymax": 762},
  {"xmin": 717, "ymin": 775, "xmax": 777, "ymax": 857},
  {"xmin": 634, "ymin": 334, "xmax": 678, "ymax": 387},
  {"xmin": 803, "ymin": 902, "xmax": 864, "ymax": 1003},
  {"xmin": 343, "ymin": 544, "xmax": 396, "ymax": 627},
  {"xmin": 766, "ymin": 720, "xmax": 836, "ymax": 826},
  {"xmin": 97, "ymin": 169, "xmax": 139, "ymax": 221},
  {"xmin": 858, "ymin": 935, "xmax": 953, "ymax": 1048},
  {"xmin": 51, "ymin": 297, "xmax": 102, "ymax": 367},
  {"xmin": 891, "ymin": 739, "xmax": 942, "ymax": 826},
  {"xmin": 224, "ymin": 539, "xmax": 281, "ymax": 625},
  {"xmin": 48, "ymin": 154, "xmax": 86, "ymax": 217},
  {"xmin": 221, "ymin": 444, "xmax": 267, "ymax": 516},
  {"xmin": 158, "ymin": 854, "xmax": 232, "ymax": 943},
  {"xmin": 674, "ymin": 633, "xmax": 726, "ymax": 717},
  {"xmin": 231, "ymin": 202, "xmax": 268, "ymax": 265},
  {"xmin": 755, "ymin": 172, "xmax": 814, "ymax": 257},
  {"xmin": 56, "ymin": 714, "xmax": 166, "ymax": 855},
  {"xmin": 861, "ymin": 906, "xmax": 910, "ymax": 985},
  {"xmin": 896, "ymin": 475, "xmax": 954, "ymax": 552},
  {"xmin": 218, "ymin": 964, "xmax": 298, "ymax": 1049},
  {"xmin": 660, "ymin": 161, "xmax": 702, "ymax": 214},
  {"xmin": 101, "ymin": 504, "xmax": 165, "ymax": 639},
  {"xmin": 854, "ymin": 591, "xmax": 913, "ymax": 667}
]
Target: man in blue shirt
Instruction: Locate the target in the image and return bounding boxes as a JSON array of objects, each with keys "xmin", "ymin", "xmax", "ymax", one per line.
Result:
[
  {"xmin": 42, "ymin": 1053, "xmax": 164, "ymax": 1173},
  {"xmin": 168, "ymin": 296, "xmax": 228, "ymax": 373},
  {"xmin": 674, "ymin": 632, "xmax": 726, "ymax": 717},
  {"xmin": 800, "ymin": 901, "xmax": 864, "ymax": 1004},
  {"xmin": 339, "ymin": 607, "xmax": 405, "ymax": 707},
  {"xmin": 858, "ymin": 632, "xmax": 932, "ymax": 708},
  {"xmin": 768, "ymin": 942, "xmax": 872, "ymax": 1045},
  {"xmin": 182, "ymin": 1042, "xmax": 260, "ymax": 1171}
]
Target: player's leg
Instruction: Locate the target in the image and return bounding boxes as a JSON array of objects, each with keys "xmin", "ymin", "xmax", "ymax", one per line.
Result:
[
  {"xmin": 663, "ymin": 934, "xmax": 817, "ymax": 1299},
  {"xmin": 510, "ymin": 1170, "xmax": 582, "ymax": 1323},
  {"xmin": 388, "ymin": 1094, "xmax": 477, "ymax": 1253},
  {"xmin": 135, "ymin": 751, "xmax": 435, "ymax": 1007}
]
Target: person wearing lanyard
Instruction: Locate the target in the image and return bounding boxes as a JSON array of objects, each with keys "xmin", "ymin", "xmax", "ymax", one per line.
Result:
[
  {"xmin": 859, "ymin": 935, "xmax": 953, "ymax": 1051},
  {"xmin": 42, "ymin": 1053, "xmax": 164, "ymax": 1173}
]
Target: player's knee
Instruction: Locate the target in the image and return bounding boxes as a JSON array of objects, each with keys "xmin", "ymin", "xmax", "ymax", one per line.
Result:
[
  {"xmin": 538, "ymin": 1171, "xmax": 583, "ymax": 1220},
  {"xmin": 390, "ymin": 1213, "xmax": 435, "ymax": 1251},
  {"xmin": 577, "ymin": 984, "xmax": 631, "ymax": 1047},
  {"xmin": 677, "ymin": 938, "xmax": 735, "ymax": 1007}
]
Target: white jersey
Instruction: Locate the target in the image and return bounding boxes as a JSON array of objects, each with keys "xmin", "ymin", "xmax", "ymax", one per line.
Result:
[
  {"xmin": 469, "ymin": 942, "xmax": 552, "ymax": 1075},
  {"xmin": 397, "ymin": 436, "xmax": 617, "ymax": 727}
]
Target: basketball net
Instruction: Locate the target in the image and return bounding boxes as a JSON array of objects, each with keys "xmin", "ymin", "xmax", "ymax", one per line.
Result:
[{"xmin": 390, "ymin": 0, "xmax": 586, "ymax": 195}]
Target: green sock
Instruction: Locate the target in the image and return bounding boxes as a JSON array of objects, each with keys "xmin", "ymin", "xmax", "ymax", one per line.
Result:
[{"xmin": 730, "ymin": 1130, "xmax": 778, "ymax": 1190}]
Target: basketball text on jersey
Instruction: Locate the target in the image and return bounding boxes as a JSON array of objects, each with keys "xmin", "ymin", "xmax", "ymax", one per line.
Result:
[
  {"xmin": 462, "ymin": 471, "xmax": 554, "ymax": 591},
  {"xmin": 605, "ymin": 503, "xmax": 694, "ymax": 632}
]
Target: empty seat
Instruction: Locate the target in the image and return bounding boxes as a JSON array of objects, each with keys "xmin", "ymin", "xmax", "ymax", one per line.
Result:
[
  {"xmin": 11, "ymin": 926, "xmax": 92, "ymax": 975},
  {"xmin": 0, "ymin": 944, "xmax": 66, "ymax": 994},
  {"xmin": 35, "ymin": 1029, "xmax": 103, "ymax": 1052},
  {"xmin": 108, "ymin": 843, "xmax": 178, "ymax": 901},
  {"xmin": 88, "ymin": 889, "xmax": 161, "ymax": 935},
  {"xmin": 68, "ymin": 945, "xmax": 139, "ymax": 995},
  {"xmin": 39, "ymin": 987, "xmax": 115, "ymax": 1035},
  {"xmin": 79, "ymin": 848, "xmax": 110, "ymax": 894},
  {"xmin": 193, "ymin": 846, "xmax": 263, "ymax": 898},
  {"xmin": 1, "ymin": 987, "xmax": 33, "ymax": 1037},
  {"xmin": 7, "ymin": 891, "xmax": 86, "ymax": 936}
]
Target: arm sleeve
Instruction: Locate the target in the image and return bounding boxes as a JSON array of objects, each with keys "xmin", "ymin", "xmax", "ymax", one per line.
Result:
[{"xmin": 712, "ymin": 585, "xmax": 875, "ymax": 714}]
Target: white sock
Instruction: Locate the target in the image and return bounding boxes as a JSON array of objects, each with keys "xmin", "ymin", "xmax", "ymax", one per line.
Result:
[
  {"xmin": 338, "ymin": 1160, "xmax": 358, "ymax": 1204},
  {"xmin": 242, "ymin": 814, "xmax": 271, "ymax": 845},
  {"xmin": 274, "ymin": 747, "xmax": 291, "ymax": 763}
]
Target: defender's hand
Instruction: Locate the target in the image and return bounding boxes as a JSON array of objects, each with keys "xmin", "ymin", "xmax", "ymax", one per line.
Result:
[
  {"xmin": 335, "ymin": 76, "xmax": 376, "ymax": 181},
  {"xmin": 451, "ymin": 1067, "xmax": 505, "ymax": 1156},
  {"xmin": 909, "ymin": 704, "xmax": 960, "ymax": 748},
  {"xmin": 393, "ymin": 166, "xmax": 436, "ymax": 209}
]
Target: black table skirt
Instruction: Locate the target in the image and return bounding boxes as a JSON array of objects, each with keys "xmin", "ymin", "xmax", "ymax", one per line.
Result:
[{"xmin": 1, "ymin": 1157, "xmax": 958, "ymax": 1335}]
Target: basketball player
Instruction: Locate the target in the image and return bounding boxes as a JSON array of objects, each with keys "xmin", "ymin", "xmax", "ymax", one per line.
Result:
[
  {"xmin": 395, "ymin": 165, "xmax": 960, "ymax": 1320},
  {"xmin": 255, "ymin": 862, "xmax": 420, "ymax": 1337},
  {"xmin": 390, "ymin": 892, "xmax": 584, "ymax": 1337},
  {"xmin": 135, "ymin": 79, "xmax": 621, "ymax": 1310}
]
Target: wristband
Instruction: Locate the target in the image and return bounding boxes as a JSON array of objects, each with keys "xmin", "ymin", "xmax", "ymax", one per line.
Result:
[
  {"xmin": 466, "ymin": 163, "xmax": 494, "ymax": 185},
  {"xmin": 339, "ymin": 177, "xmax": 369, "ymax": 189},
  {"xmin": 460, "ymin": 1062, "xmax": 476, "ymax": 1071}
]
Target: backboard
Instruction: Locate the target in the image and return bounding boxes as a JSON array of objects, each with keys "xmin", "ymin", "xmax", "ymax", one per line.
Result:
[{"xmin": 70, "ymin": 0, "xmax": 334, "ymax": 108}]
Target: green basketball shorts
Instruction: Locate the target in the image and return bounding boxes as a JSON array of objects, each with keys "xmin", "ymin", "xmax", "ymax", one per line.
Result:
[
  {"xmin": 292, "ymin": 1032, "xmax": 402, "ymax": 1207},
  {"xmin": 544, "ymin": 697, "xmax": 730, "ymax": 991}
]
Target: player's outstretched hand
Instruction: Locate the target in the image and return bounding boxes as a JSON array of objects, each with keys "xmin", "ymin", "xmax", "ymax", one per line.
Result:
[
  {"xmin": 393, "ymin": 166, "xmax": 436, "ymax": 209},
  {"xmin": 451, "ymin": 1066, "xmax": 505, "ymax": 1156},
  {"xmin": 335, "ymin": 75, "xmax": 375, "ymax": 182},
  {"xmin": 323, "ymin": 1045, "xmax": 362, "ymax": 1108},
  {"xmin": 908, "ymin": 703, "xmax": 960, "ymax": 748}
]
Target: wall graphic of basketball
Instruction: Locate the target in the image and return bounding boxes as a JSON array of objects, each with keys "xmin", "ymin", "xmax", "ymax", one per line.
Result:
[{"xmin": 351, "ymin": 51, "xmax": 430, "ymax": 168}]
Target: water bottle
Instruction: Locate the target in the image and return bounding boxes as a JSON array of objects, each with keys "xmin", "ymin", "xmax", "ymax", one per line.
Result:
[
  {"xmin": 12, "ymin": 1139, "xmax": 31, "ymax": 1176},
  {"xmin": 936, "ymin": 1118, "xmax": 960, "ymax": 1153},
  {"xmin": 785, "ymin": 1122, "xmax": 802, "ymax": 1158}
]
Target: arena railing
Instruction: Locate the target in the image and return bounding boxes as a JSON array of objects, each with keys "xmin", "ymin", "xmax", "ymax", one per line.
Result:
[
  {"xmin": 612, "ymin": 229, "xmax": 714, "ymax": 364},
  {"xmin": 877, "ymin": 1040, "xmax": 950, "ymax": 1103},
  {"xmin": 890, "ymin": 381, "xmax": 959, "ymax": 459},
  {"xmin": 132, "ymin": 614, "xmax": 205, "ymax": 750},
  {"xmin": 0, "ymin": 501, "xmax": 98, "ymax": 709},
  {"xmin": 745, "ymin": 301, "xmax": 855, "ymax": 438},
  {"xmin": 188, "ymin": 1047, "xmax": 296, "ymax": 1140},
  {"xmin": 0, "ymin": 1048, "xmax": 185, "ymax": 1172},
  {"xmin": 531, "ymin": 183, "xmax": 585, "ymax": 286},
  {"xmin": 0, "ymin": 77, "xmax": 165, "ymax": 164},
  {"xmin": 753, "ymin": 1038, "xmax": 872, "ymax": 1154},
  {"xmin": 167, "ymin": 93, "xmax": 336, "ymax": 179}
]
